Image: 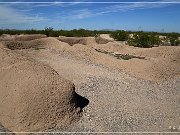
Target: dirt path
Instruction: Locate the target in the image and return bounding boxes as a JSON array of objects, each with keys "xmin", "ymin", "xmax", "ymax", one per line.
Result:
[{"xmin": 22, "ymin": 48, "xmax": 180, "ymax": 133}]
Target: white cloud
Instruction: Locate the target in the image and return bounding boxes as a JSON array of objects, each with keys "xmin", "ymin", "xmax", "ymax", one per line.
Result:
[
  {"xmin": 0, "ymin": 0, "xmax": 178, "ymax": 27},
  {"xmin": 59, "ymin": 9, "xmax": 93, "ymax": 20},
  {"xmin": 0, "ymin": 5, "xmax": 48, "ymax": 24},
  {"xmin": 54, "ymin": 2, "xmax": 174, "ymax": 21},
  {"xmin": 94, "ymin": 2, "xmax": 171, "ymax": 15}
]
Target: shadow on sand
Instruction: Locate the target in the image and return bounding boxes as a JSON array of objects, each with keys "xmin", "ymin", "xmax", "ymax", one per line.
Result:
[{"xmin": 75, "ymin": 93, "xmax": 89, "ymax": 111}]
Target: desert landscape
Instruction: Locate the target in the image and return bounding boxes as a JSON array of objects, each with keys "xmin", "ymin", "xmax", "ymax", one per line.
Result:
[{"xmin": 0, "ymin": 33, "xmax": 179, "ymax": 134}]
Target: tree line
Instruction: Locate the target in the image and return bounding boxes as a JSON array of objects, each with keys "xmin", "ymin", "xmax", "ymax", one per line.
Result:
[{"xmin": 0, "ymin": 28, "xmax": 179, "ymax": 48}]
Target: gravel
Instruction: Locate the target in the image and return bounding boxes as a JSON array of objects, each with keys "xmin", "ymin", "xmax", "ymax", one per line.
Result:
[
  {"xmin": 29, "ymin": 49, "xmax": 180, "ymax": 134},
  {"xmin": 1, "ymin": 46, "xmax": 179, "ymax": 134}
]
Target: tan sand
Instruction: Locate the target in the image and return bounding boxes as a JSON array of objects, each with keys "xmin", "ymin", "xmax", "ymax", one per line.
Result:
[
  {"xmin": 57, "ymin": 36, "xmax": 111, "ymax": 46},
  {"xmin": 99, "ymin": 34, "xmax": 114, "ymax": 41},
  {"xmin": 0, "ymin": 36, "xmax": 180, "ymax": 132},
  {"xmin": 0, "ymin": 46, "xmax": 81, "ymax": 132},
  {"xmin": 8, "ymin": 36, "xmax": 179, "ymax": 82},
  {"xmin": 11, "ymin": 38, "xmax": 179, "ymax": 132},
  {"xmin": 0, "ymin": 34, "xmax": 46, "ymax": 41}
]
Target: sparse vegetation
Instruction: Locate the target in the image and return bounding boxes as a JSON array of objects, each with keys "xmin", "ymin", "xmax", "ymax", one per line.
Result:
[
  {"xmin": 0, "ymin": 28, "xmax": 112, "ymax": 37},
  {"xmin": 128, "ymin": 32, "xmax": 161, "ymax": 48},
  {"xmin": 110, "ymin": 30, "xmax": 129, "ymax": 41},
  {"xmin": 168, "ymin": 33, "xmax": 180, "ymax": 46},
  {"xmin": 0, "ymin": 28, "xmax": 179, "ymax": 47},
  {"xmin": 44, "ymin": 27, "xmax": 54, "ymax": 37}
]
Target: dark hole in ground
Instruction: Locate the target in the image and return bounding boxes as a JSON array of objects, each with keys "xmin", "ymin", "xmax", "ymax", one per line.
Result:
[{"xmin": 75, "ymin": 93, "xmax": 89, "ymax": 111}]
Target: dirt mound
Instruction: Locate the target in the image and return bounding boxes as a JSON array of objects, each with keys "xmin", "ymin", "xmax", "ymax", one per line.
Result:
[
  {"xmin": 27, "ymin": 37, "xmax": 103, "ymax": 62},
  {"xmin": 0, "ymin": 34, "xmax": 15, "ymax": 41},
  {"xmin": 1, "ymin": 37, "xmax": 64, "ymax": 50},
  {"xmin": 22, "ymin": 37, "xmax": 112, "ymax": 65},
  {"xmin": 3, "ymin": 36, "xmax": 179, "ymax": 82},
  {"xmin": 94, "ymin": 42, "xmax": 180, "ymax": 60},
  {"xmin": 51, "ymin": 38, "xmax": 178, "ymax": 82},
  {"xmin": 27, "ymin": 37, "xmax": 179, "ymax": 81},
  {"xmin": 95, "ymin": 36, "xmax": 112, "ymax": 44},
  {"xmin": 66, "ymin": 44, "xmax": 101, "ymax": 61},
  {"xmin": 0, "ymin": 34, "xmax": 12, "ymax": 38},
  {"xmin": 2, "ymin": 41, "xmax": 39, "ymax": 50},
  {"xmin": 92, "ymin": 42, "xmax": 180, "ymax": 81},
  {"xmin": 0, "ymin": 34, "xmax": 46, "ymax": 41},
  {"xmin": 0, "ymin": 48, "xmax": 84, "ymax": 132},
  {"xmin": 134, "ymin": 46, "xmax": 180, "ymax": 60},
  {"xmin": 99, "ymin": 34, "xmax": 114, "ymax": 41},
  {"xmin": 0, "ymin": 42, "xmax": 5, "ymax": 48},
  {"xmin": 58, "ymin": 36, "xmax": 87, "ymax": 46},
  {"xmin": 15, "ymin": 34, "xmax": 47, "ymax": 41},
  {"xmin": 28, "ymin": 37, "xmax": 70, "ymax": 51},
  {"xmin": 57, "ymin": 36, "xmax": 111, "ymax": 46}
]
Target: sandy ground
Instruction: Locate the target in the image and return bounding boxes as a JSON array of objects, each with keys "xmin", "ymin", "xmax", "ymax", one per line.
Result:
[
  {"xmin": 0, "ymin": 47, "xmax": 85, "ymax": 132},
  {"xmin": 0, "ymin": 35, "xmax": 180, "ymax": 133},
  {"xmin": 99, "ymin": 34, "xmax": 114, "ymax": 41}
]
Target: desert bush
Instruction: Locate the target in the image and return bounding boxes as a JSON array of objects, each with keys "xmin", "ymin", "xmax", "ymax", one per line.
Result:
[
  {"xmin": 175, "ymin": 40, "xmax": 180, "ymax": 46},
  {"xmin": 110, "ymin": 30, "xmax": 129, "ymax": 41},
  {"xmin": 0, "ymin": 29, "xmax": 114, "ymax": 38},
  {"xmin": 128, "ymin": 32, "xmax": 161, "ymax": 48},
  {"xmin": 0, "ymin": 29, "xmax": 179, "ymax": 43},
  {"xmin": 44, "ymin": 27, "xmax": 54, "ymax": 37},
  {"xmin": 167, "ymin": 33, "xmax": 179, "ymax": 46}
]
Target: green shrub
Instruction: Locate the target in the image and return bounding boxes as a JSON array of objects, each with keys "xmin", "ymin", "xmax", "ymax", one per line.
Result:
[
  {"xmin": 110, "ymin": 30, "xmax": 129, "ymax": 41},
  {"xmin": 44, "ymin": 27, "xmax": 54, "ymax": 37},
  {"xmin": 175, "ymin": 40, "xmax": 180, "ymax": 46},
  {"xmin": 128, "ymin": 32, "xmax": 161, "ymax": 48},
  {"xmin": 167, "ymin": 33, "xmax": 179, "ymax": 46}
]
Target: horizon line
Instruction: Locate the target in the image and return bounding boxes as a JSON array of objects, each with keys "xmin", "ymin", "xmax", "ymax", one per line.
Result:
[{"xmin": 0, "ymin": 29, "xmax": 179, "ymax": 34}]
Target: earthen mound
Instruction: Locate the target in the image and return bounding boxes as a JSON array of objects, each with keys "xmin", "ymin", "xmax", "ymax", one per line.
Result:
[
  {"xmin": 0, "ymin": 34, "xmax": 15, "ymax": 41},
  {"xmin": 99, "ymin": 34, "xmax": 114, "ymax": 41},
  {"xmin": 0, "ymin": 34, "xmax": 46, "ymax": 41},
  {"xmin": 2, "ymin": 41, "xmax": 39, "ymax": 50},
  {"xmin": 95, "ymin": 36, "xmax": 112, "ymax": 44},
  {"xmin": 0, "ymin": 47, "xmax": 84, "ymax": 132},
  {"xmin": 14, "ymin": 34, "xmax": 47, "ymax": 41},
  {"xmin": 2, "ymin": 37, "xmax": 63, "ymax": 50},
  {"xmin": 58, "ymin": 36, "xmax": 87, "ymax": 46},
  {"xmin": 92, "ymin": 42, "xmax": 180, "ymax": 81},
  {"xmin": 57, "ymin": 36, "xmax": 111, "ymax": 46},
  {"xmin": 28, "ymin": 37, "xmax": 70, "ymax": 50}
]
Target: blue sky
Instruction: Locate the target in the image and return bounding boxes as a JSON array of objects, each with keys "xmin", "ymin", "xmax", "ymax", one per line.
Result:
[{"xmin": 0, "ymin": 0, "xmax": 180, "ymax": 32}]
